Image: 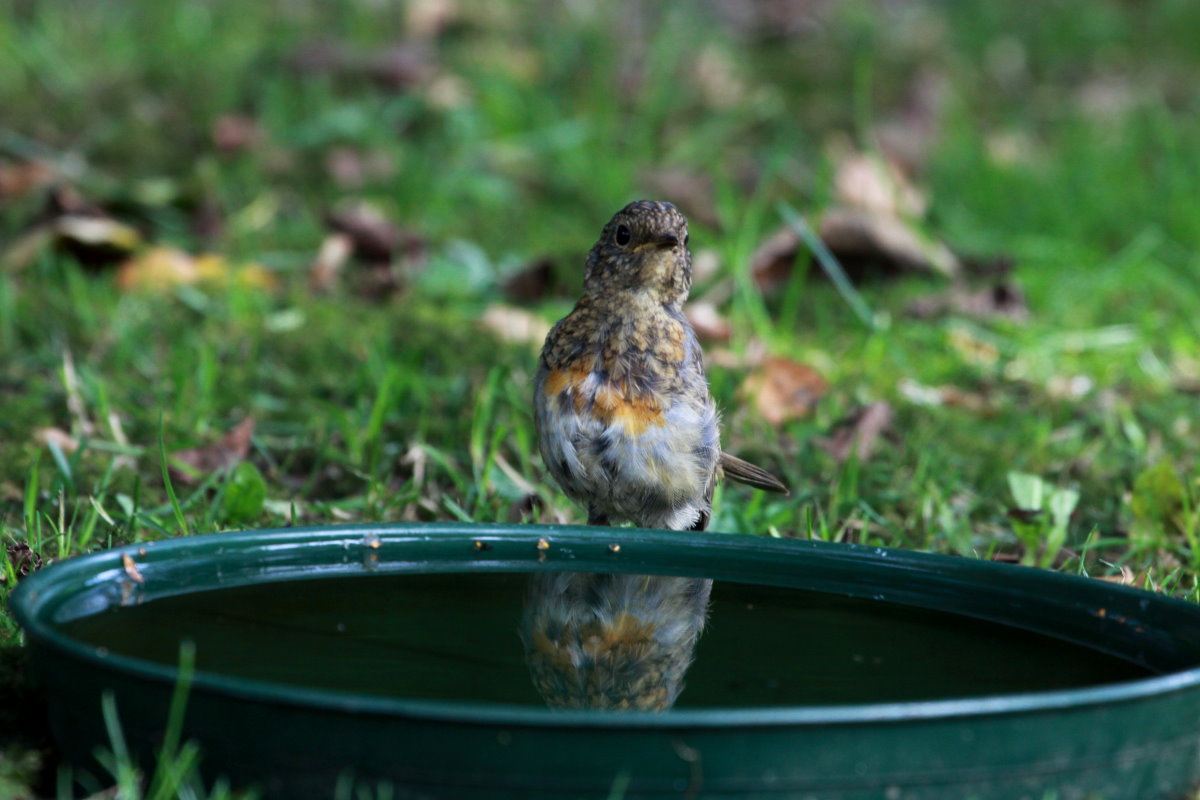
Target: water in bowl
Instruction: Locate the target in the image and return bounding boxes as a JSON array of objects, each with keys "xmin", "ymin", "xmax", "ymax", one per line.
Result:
[{"xmin": 61, "ymin": 571, "xmax": 1151, "ymax": 709}]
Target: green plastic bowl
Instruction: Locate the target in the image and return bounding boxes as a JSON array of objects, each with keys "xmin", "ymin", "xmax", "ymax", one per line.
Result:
[{"xmin": 12, "ymin": 523, "xmax": 1200, "ymax": 799}]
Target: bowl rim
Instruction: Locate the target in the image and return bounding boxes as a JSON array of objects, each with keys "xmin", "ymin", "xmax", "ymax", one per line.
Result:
[{"xmin": 13, "ymin": 522, "xmax": 1200, "ymax": 729}]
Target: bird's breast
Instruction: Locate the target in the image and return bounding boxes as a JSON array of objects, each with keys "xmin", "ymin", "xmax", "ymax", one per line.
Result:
[{"xmin": 543, "ymin": 360, "xmax": 668, "ymax": 438}]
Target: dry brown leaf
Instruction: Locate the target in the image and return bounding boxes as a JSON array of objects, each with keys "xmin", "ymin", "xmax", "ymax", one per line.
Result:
[
  {"xmin": 56, "ymin": 215, "xmax": 141, "ymax": 250},
  {"xmin": 5, "ymin": 542, "xmax": 43, "ymax": 581},
  {"xmin": 116, "ymin": 246, "xmax": 195, "ymax": 290},
  {"xmin": 309, "ymin": 233, "xmax": 353, "ymax": 293},
  {"xmin": 898, "ymin": 378, "xmax": 991, "ymax": 412},
  {"xmin": 324, "ymin": 202, "xmax": 423, "ymax": 264},
  {"xmin": 741, "ymin": 357, "xmax": 828, "ymax": 426},
  {"xmin": 813, "ymin": 402, "xmax": 894, "ymax": 463},
  {"xmin": 1095, "ymin": 565, "xmax": 1136, "ymax": 586},
  {"xmin": 35, "ymin": 427, "xmax": 79, "ymax": 454},
  {"xmin": 212, "ymin": 115, "xmax": 262, "ymax": 154},
  {"xmin": 708, "ymin": 339, "xmax": 767, "ymax": 370},
  {"xmin": 833, "ymin": 151, "xmax": 926, "ymax": 219},
  {"xmin": 749, "ymin": 226, "xmax": 802, "ymax": 292},
  {"xmin": 640, "ymin": 168, "xmax": 721, "ymax": 229},
  {"xmin": 0, "ymin": 159, "xmax": 55, "ymax": 201},
  {"xmin": 502, "ymin": 257, "xmax": 558, "ymax": 302},
  {"xmin": 45, "ymin": 184, "xmax": 105, "ymax": 217},
  {"xmin": 55, "ymin": 215, "xmax": 143, "ymax": 268},
  {"xmin": 818, "ymin": 207, "xmax": 960, "ymax": 279},
  {"xmin": 405, "ymin": 0, "xmax": 461, "ymax": 40},
  {"xmin": 684, "ymin": 301, "xmax": 731, "ymax": 343},
  {"xmin": 117, "ymin": 247, "xmax": 276, "ymax": 292},
  {"xmin": 170, "ymin": 418, "xmax": 256, "ymax": 484},
  {"xmin": 479, "ymin": 304, "xmax": 550, "ymax": 346},
  {"xmin": 121, "ymin": 553, "xmax": 145, "ymax": 583}
]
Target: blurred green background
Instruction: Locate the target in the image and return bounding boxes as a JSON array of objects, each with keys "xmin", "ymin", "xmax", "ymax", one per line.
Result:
[{"xmin": 1, "ymin": 0, "xmax": 1200, "ymax": 791}]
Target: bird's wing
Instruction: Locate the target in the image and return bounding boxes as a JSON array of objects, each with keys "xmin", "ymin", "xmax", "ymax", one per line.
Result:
[{"xmin": 719, "ymin": 452, "xmax": 789, "ymax": 494}]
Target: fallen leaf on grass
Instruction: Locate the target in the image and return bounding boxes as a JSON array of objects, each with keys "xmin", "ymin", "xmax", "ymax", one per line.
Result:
[
  {"xmin": 1095, "ymin": 565, "xmax": 1137, "ymax": 586},
  {"xmin": 502, "ymin": 257, "xmax": 558, "ymax": 302},
  {"xmin": 751, "ymin": 143, "xmax": 966, "ymax": 290},
  {"xmin": 212, "ymin": 115, "xmax": 262, "ymax": 154},
  {"xmin": 480, "ymin": 304, "xmax": 551, "ymax": 346},
  {"xmin": 117, "ymin": 247, "xmax": 276, "ymax": 292},
  {"xmin": 813, "ymin": 402, "xmax": 894, "ymax": 463},
  {"xmin": 405, "ymin": 0, "xmax": 462, "ymax": 40},
  {"xmin": 818, "ymin": 207, "xmax": 959, "ymax": 279},
  {"xmin": 749, "ymin": 227, "xmax": 802, "ymax": 292},
  {"xmin": 741, "ymin": 357, "xmax": 828, "ymax": 425},
  {"xmin": 324, "ymin": 202, "xmax": 426, "ymax": 264},
  {"xmin": 707, "ymin": 338, "xmax": 767, "ymax": 370},
  {"xmin": 684, "ymin": 302, "xmax": 731, "ymax": 342},
  {"xmin": 35, "ymin": 427, "xmax": 80, "ymax": 454},
  {"xmin": 898, "ymin": 379, "xmax": 992, "ymax": 412},
  {"xmin": 57, "ymin": 215, "xmax": 143, "ymax": 261},
  {"xmin": 5, "ymin": 543, "xmax": 43, "ymax": 582},
  {"xmin": 309, "ymin": 233, "xmax": 354, "ymax": 293},
  {"xmin": 946, "ymin": 326, "xmax": 1001, "ymax": 368},
  {"xmin": 832, "ymin": 151, "xmax": 926, "ymax": 219},
  {"xmin": 0, "ymin": 159, "xmax": 55, "ymax": 201},
  {"xmin": 319, "ymin": 203, "xmax": 428, "ymax": 300},
  {"xmin": 170, "ymin": 418, "xmax": 256, "ymax": 485}
]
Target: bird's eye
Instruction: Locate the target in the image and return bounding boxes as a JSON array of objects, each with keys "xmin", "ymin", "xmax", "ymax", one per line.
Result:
[{"xmin": 615, "ymin": 225, "xmax": 632, "ymax": 246}]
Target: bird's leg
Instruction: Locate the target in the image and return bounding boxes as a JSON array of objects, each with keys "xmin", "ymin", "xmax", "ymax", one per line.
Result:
[{"xmin": 587, "ymin": 508, "xmax": 610, "ymax": 526}]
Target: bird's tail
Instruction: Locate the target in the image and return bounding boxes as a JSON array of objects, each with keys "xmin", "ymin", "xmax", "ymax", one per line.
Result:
[{"xmin": 720, "ymin": 452, "xmax": 789, "ymax": 494}]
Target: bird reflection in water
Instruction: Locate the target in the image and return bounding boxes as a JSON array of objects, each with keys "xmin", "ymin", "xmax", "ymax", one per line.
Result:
[{"xmin": 521, "ymin": 572, "xmax": 712, "ymax": 711}]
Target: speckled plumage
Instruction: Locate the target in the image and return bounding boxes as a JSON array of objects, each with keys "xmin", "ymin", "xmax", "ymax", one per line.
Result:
[
  {"xmin": 534, "ymin": 200, "xmax": 786, "ymax": 532},
  {"xmin": 521, "ymin": 571, "xmax": 711, "ymax": 710}
]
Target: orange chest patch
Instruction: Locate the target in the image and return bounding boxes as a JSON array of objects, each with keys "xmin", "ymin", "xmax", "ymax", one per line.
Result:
[{"xmin": 544, "ymin": 362, "xmax": 666, "ymax": 437}]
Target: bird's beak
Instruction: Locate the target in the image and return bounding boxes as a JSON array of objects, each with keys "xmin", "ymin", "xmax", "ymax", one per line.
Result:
[{"xmin": 652, "ymin": 234, "xmax": 679, "ymax": 250}]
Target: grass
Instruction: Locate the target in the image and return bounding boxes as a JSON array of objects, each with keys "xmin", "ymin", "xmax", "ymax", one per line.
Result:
[{"xmin": 1, "ymin": 0, "xmax": 1200, "ymax": 794}]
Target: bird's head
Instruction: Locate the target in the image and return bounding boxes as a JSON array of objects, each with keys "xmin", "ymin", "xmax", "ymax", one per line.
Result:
[{"xmin": 583, "ymin": 200, "xmax": 692, "ymax": 307}]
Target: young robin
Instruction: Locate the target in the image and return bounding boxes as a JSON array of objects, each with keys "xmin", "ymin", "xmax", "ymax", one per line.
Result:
[
  {"xmin": 534, "ymin": 199, "xmax": 787, "ymax": 532},
  {"xmin": 521, "ymin": 571, "xmax": 711, "ymax": 710}
]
